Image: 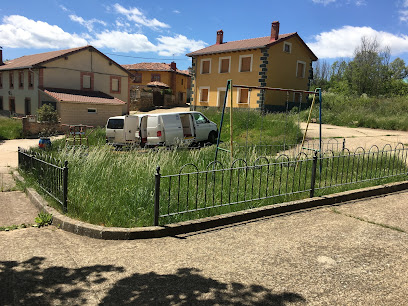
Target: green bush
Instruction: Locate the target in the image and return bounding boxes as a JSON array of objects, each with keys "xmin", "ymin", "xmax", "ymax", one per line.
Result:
[{"xmin": 37, "ymin": 104, "xmax": 59, "ymax": 123}]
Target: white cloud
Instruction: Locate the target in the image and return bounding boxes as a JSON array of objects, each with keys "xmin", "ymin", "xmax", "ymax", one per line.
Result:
[
  {"xmin": 312, "ymin": 0, "xmax": 336, "ymax": 5},
  {"xmin": 0, "ymin": 15, "xmax": 87, "ymax": 49},
  {"xmin": 113, "ymin": 3, "xmax": 170, "ymax": 29},
  {"xmin": 173, "ymin": 10, "xmax": 181, "ymax": 14},
  {"xmin": 59, "ymin": 5, "xmax": 68, "ymax": 12},
  {"xmin": 156, "ymin": 34, "xmax": 207, "ymax": 56},
  {"xmin": 308, "ymin": 25, "xmax": 408, "ymax": 58},
  {"xmin": 90, "ymin": 30, "xmax": 157, "ymax": 53},
  {"xmin": 69, "ymin": 14, "xmax": 107, "ymax": 32},
  {"xmin": 400, "ymin": 10, "xmax": 408, "ymax": 22}
]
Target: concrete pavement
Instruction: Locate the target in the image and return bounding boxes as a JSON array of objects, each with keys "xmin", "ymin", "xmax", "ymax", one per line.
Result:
[{"xmin": 1, "ymin": 191, "xmax": 407, "ymax": 305}]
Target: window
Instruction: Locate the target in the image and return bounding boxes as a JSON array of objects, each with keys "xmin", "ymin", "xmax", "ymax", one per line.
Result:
[
  {"xmin": 181, "ymin": 78, "xmax": 184, "ymax": 85},
  {"xmin": 219, "ymin": 57, "xmax": 230, "ymax": 73},
  {"xmin": 133, "ymin": 73, "xmax": 142, "ymax": 83},
  {"xmin": 25, "ymin": 98, "xmax": 31, "ymax": 115},
  {"xmin": 28, "ymin": 71, "xmax": 34, "ymax": 88},
  {"xmin": 199, "ymin": 87, "xmax": 210, "ymax": 103},
  {"xmin": 0, "ymin": 73, "xmax": 2, "ymax": 89},
  {"xmin": 9, "ymin": 97, "xmax": 15, "ymax": 113},
  {"xmin": 238, "ymin": 88, "xmax": 249, "ymax": 104},
  {"xmin": 88, "ymin": 108, "xmax": 97, "ymax": 113},
  {"xmin": 239, "ymin": 55, "xmax": 252, "ymax": 72},
  {"xmin": 200, "ymin": 59, "xmax": 211, "ymax": 74},
  {"xmin": 193, "ymin": 113, "xmax": 209, "ymax": 124},
  {"xmin": 107, "ymin": 118, "xmax": 124, "ymax": 129},
  {"xmin": 110, "ymin": 76, "xmax": 121, "ymax": 93},
  {"xmin": 9, "ymin": 72, "xmax": 14, "ymax": 89},
  {"xmin": 296, "ymin": 61, "xmax": 306, "ymax": 78},
  {"xmin": 151, "ymin": 74, "xmax": 161, "ymax": 82},
  {"xmin": 19, "ymin": 71, "xmax": 24, "ymax": 89},
  {"xmin": 283, "ymin": 42, "xmax": 292, "ymax": 53},
  {"xmin": 83, "ymin": 75, "xmax": 91, "ymax": 89},
  {"xmin": 0, "ymin": 96, "xmax": 3, "ymax": 110},
  {"xmin": 81, "ymin": 72, "xmax": 94, "ymax": 90}
]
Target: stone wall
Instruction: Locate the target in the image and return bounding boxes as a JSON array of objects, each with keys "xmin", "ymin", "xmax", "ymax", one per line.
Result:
[{"xmin": 22, "ymin": 116, "xmax": 64, "ymax": 136}]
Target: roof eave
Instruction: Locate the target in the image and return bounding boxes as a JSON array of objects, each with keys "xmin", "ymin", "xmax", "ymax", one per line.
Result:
[{"xmin": 186, "ymin": 46, "xmax": 266, "ymax": 57}]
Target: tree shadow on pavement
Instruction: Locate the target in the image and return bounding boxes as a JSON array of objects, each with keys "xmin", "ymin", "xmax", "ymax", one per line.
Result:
[
  {"xmin": 101, "ymin": 267, "xmax": 306, "ymax": 305},
  {"xmin": 0, "ymin": 257, "xmax": 306, "ymax": 305},
  {"xmin": 0, "ymin": 256, "xmax": 124, "ymax": 305}
]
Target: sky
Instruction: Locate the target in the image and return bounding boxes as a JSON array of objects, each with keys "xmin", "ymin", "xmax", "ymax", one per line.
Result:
[{"xmin": 1, "ymin": 0, "xmax": 408, "ymax": 70}]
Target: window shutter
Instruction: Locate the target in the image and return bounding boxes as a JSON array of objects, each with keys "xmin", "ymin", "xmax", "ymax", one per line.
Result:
[
  {"xmin": 201, "ymin": 89, "xmax": 208, "ymax": 102},
  {"xmin": 240, "ymin": 89, "xmax": 249, "ymax": 103},
  {"xmin": 112, "ymin": 79, "xmax": 119, "ymax": 91},
  {"xmin": 83, "ymin": 75, "xmax": 91, "ymax": 89},
  {"xmin": 202, "ymin": 61, "xmax": 210, "ymax": 74},
  {"xmin": 220, "ymin": 58, "xmax": 229, "ymax": 73},
  {"xmin": 241, "ymin": 57, "xmax": 251, "ymax": 72}
]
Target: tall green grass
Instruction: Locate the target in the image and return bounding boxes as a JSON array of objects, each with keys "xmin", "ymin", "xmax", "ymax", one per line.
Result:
[
  {"xmin": 0, "ymin": 116, "xmax": 22, "ymax": 140},
  {"xmin": 301, "ymin": 93, "xmax": 408, "ymax": 131}
]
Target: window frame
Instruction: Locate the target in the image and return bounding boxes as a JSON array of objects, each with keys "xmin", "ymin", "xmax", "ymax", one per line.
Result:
[
  {"xmin": 9, "ymin": 97, "xmax": 15, "ymax": 113},
  {"xmin": 133, "ymin": 72, "xmax": 142, "ymax": 83},
  {"xmin": 217, "ymin": 87, "xmax": 227, "ymax": 107},
  {"xmin": 87, "ymin": 108, "xmax": 97, "ymax": 114},
  {"xmin": 9, "ymin": 71, "xmax": 14, "ymax": 89},
  {"xmin": 28, "ymin": 71, "xmax": 34, "ymax": 89},
  {"xmin": 296, "ymin": 60, "xmax": 306, "ymax": 78},
  {"xmin": 80, "ymin": 72, "xmax": 94, "ymax": 90},
  {"xmin": 199, "ymin": 86, "xmax": 210, "ymax": 103},
  {"xmin": 24, "ymin": 97, "xmax": 31, "ymax": 115},
  {"xmin": 293, "ymin": 92, "xmax": 302, "ymax": 103},
  {"xmin": 283, "ymin": 42, "xmax": 292, "ymax": 54},
  {"xmin": 237, "ymin": 88, "xmax": 250, "ymax": 104},
  {"xmin": 239, "ymin": 54, "xmax": 253, "ymax": 73},
  {"xmin": 110, "ymin": 76, "xmax": 121, "ymax": 93},
  {"xmin": 18, "ymin": 71, "xmax": 24, "ymax": 89},
  {"xmin": 151, "ymin": 74, "xmax": 161, "ymax": 82},
  {"xmin": 200, "ymin": 58, "xmax": 212, "ymax": 74},
  {"xmin": 218, "ymin": 56, "xmax": 231, "ymax": 74}
]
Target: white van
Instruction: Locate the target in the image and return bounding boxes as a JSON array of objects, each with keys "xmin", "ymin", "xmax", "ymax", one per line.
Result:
[
  {"xmin": 106, "ymin": 115, "xmax": 145, "ymax": 147},
  {"xmin": 140, "ymin": 111, "xmax": 218, "ymax": 146}
]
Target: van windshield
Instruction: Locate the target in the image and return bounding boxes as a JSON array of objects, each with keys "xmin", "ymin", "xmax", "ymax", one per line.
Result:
[{"xmin": 107, "ymin": 119, "xmax": 124, "ymax": 129}]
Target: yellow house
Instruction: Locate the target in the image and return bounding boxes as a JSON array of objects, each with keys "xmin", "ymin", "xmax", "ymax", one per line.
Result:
[
  {"xmin": 186, "ymin": 21, "xmax": 318, "ymax": 111},
  {"xmin": 0, "ymin": 46, "xmax": 130, "ymax": 126},
  {"xmin": 122, "ymin": 62, "xmax": 191, "ymax": 104}
]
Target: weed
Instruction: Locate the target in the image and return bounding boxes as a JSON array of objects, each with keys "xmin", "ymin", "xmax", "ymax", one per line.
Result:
[
  {"xmin": 0, "ymin": 224, "xmax": 30, "ymax": 231},
  {"xmin": 34, "ymin": 212, "xmax": 53, "ymax": 227}
]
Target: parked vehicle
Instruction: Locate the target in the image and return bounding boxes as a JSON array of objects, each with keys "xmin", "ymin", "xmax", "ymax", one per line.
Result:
[
  {"xmin": 106, "ymin": 115, "xmax": 145, "ymax": 147},
  {"xmin": 139, "ymin": 111, "xmax": 218, "ymax": 147}
]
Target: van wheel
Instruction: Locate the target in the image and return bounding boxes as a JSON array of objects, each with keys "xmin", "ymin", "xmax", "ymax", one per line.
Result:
[{"xmin": 208, "ymin": 131, "xmax": 218, "ymax": 144}]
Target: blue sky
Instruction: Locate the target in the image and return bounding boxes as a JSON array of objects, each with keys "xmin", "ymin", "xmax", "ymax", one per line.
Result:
[{"xmin": 1, "ymin": 0, "xmax": 408, "ymax": 70}]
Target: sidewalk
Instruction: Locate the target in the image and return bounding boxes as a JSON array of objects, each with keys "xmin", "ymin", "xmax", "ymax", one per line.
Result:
[{"xmin": 0, "ymin": 191, "xmax": 407, "ymax": 304}]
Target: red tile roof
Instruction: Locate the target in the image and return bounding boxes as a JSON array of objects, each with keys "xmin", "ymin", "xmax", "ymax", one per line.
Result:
[
  {"xmin": 42, "ymin": 88, "xmax": 126, "ymax": 105},
  {"xmin": 186, "ymin": 32, "xmax": 317, "ymax": 60},
  {"xmin": 0, "ymin": 46, "xmax": 89, "ymax": 71},
  {"xmin": 122, "ymin": 62, "xmax": 191, "ymax": 76}
]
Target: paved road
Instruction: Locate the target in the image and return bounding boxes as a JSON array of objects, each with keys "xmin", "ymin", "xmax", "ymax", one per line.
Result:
[{"xmin": 1, "ymin": 123, "xmax": 407, "ymax": 304}]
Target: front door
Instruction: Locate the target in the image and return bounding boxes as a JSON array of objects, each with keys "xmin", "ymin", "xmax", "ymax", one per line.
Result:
[{"xmin": 153, "ymin": 91, "xmax": 164, "ymax": 106}]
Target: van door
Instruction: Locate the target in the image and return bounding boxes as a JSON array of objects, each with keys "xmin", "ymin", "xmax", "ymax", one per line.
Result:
[
  {"xmin": 193, "ymin": 112, "xmax": 213, "ymax": 142},
  {"xmin": 106, "ymin": 117, "xmax": 125, "ymax": 144},
  {"xmin": 124, "ymin": 116, "xmax": 139, "ymax": 143},
  {"xmin": 161, "ymin": 114, "xmax": 184, "ymax": 145}
]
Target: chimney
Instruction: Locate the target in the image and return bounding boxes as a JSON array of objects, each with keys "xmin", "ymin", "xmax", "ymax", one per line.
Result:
[
  {"xmin": 170, "ymin": 61, "xmax": 177, "ymax": 71},
  {"xmin": 0, "ymin": 48, "xmax": 3, "ymax": 65},
  {"xmin": 216, "ymin": 30, "xmax": 223, "ymax": 45},
  {"xmin": 270, "ymin": 21, "xmax": 280, "ymax": 41}
]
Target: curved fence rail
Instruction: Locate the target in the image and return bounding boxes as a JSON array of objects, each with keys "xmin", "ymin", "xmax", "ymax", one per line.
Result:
[
  {"xmin": 154, "ymin": 143, "xmax": 408, "ymax": 225},
  {"xmin": 18, "ymin": 147, "xmax": 68, "ymax": 212}
]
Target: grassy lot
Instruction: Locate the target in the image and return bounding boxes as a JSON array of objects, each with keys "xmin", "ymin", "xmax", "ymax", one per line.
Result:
[
  {"xmin": 0, "ymin": 116, "xmax": 22, "ymax": 140},
  {"xmin": 20, "ymin": 107, "xmax": 408, "ymax": 227},
  {"xmin": 301, "ymin": 93, "xmax": 408, "ymax": 131}
]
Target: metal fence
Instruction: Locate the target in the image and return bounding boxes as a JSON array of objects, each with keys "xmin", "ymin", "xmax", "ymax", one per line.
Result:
[
  {"xmin": 154, "ymin": 143, "xmax": 408, "ymax": 225},
  {"xmin": 18, "ymin": 147, "xmax": 68, "ymax": 212}
]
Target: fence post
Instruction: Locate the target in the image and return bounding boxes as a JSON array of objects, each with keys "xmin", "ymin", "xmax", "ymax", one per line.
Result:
[
  {"xmin": 18, "ymin": 147, "xmax": 21, "ymax": 168},
  {"xmin": 154, "ymin": 166, "xmax": 161, "ymax": 226},
  {"xmin": 342, "ymin": 138, "xmax": 346, "ymax": 153},
  {"xmin": 310, "ymin": 152, "xmax": 318, "ymax": 198},
  {"xmin": 63, "ymin": 160, "xmax": 68, "ymax": 213}
]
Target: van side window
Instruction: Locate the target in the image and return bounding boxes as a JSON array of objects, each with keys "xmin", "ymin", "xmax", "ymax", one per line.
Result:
[
  {"xmin": 107, "ymin": 119, "xmax": 124, "ymax": 129},
  {"xmin": 194, "ymin": 113, "xmax": 208, "ymax": 124}
]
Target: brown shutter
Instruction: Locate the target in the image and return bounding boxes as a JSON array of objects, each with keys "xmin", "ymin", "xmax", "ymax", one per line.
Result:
[
  {"xmin": 201, "ymin": 89, "xmax": 208, "ymax": 102},
  {"xmin": 202, "ymin": 60, "xmax": 210, "ymax": 74},
  {"xmin": 297, "ymin": 62, "xmax": 304, "ymax": 78},
  {"xmin": 220, "ymin": 58, "xmax": 229, "ymax": 73},
  {"xmin": 239, "ymin": 89, "xmax": 249, "ymax": 103},
  {"xmin": 241, "ymin": 57, "xmax": 251, "ymax": 72}
]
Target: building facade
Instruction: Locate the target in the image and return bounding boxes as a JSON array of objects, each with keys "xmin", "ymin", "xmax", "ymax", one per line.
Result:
[
  {"xmin": 186, "ymin": 21, "xmax": 318, "ymax": 111},
  {"xmin": 0, "ymin": 46, "xmax": 130, "ymax": 126},
  {"xmin": 123, "ymin": 62, "xmax": 191, "ymax": 104}
]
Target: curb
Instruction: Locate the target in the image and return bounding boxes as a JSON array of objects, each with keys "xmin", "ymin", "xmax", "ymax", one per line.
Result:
[{"xmin": 14, "ymin": 171, "xmax": 408, "ymax": 240}]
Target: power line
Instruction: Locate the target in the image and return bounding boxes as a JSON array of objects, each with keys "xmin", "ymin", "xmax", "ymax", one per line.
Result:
[{"xmin": 104, "ymin": 52, "xmax": 191, "ymax": 61}]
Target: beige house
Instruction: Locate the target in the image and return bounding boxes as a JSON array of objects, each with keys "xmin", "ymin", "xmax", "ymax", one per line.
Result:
[{"xmin": 0, "ymin": 46, "xmax": 130, "ymax": 126}]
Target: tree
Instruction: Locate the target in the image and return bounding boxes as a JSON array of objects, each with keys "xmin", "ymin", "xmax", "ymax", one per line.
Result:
[
  {"xmin": 37, "ymin": 104, "xmax": 58, "ymax": 123},
  {"xmin": 389, "ymin": 58, "xmax": 408, "ymax": 80}
]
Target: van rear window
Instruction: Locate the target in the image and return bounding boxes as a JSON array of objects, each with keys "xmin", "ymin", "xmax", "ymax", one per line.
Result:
[{"xmin": 107, "ymin": 119, "xmax": 124, "ymax": 129}]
